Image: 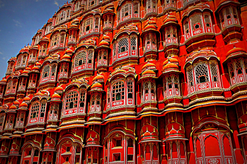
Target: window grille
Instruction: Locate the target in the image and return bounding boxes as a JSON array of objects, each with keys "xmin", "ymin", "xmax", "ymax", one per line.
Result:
[
  {"xmin": 75, "ymin": 51, "xmax": 86, "ymax": 67},
  {"xmin": 43, "ymin": 65, "xmax": 50, "ymax": 78},
  {"xmin": 134, "ymin": 3, "xmax": 138, "ymax": 14},
  {"xmin": 112, "ymin": 81, "xmax": 125, "ymax": 101},
  {"xmin": 184, "ymin": 21, "xmax": 189, "ymax": 33},
  {"xmin": 118, "ymin": 38, "xmax": 129, "ymax": 53},
  {"xmin": 244, "ymin": 59, "xmax": 247, "ymax": 73},
  {"xmin": 127, "ymin": 81, "xmax": 133, "ymax": 98},
  {"xmin": 80, "ymin": 90, "xmax": 85, "ymax": 107},
  {"xmin": 91, "ymin": 95, "xmax": 95, "ymax": 106},
  {"xmin": 88, "ymin": 50, "xmax": 93, "ymax": 63},
  {"xmin": 228, "ymin": 63, "xmax": 234, "ymax": 77},
  {"xmin": 131, "ymin": 37, "xmax": 136, "ymax": 50},
  {"xmin": 187, "ymin": 67, "xmax": 194, "ymax": 86},
  {"xmin": 210, "ymin": 62, "xmax": 218, "ymax": 82},
  {"xmin": 191, "ymin": 14, "xmax": 202, "ymax": 30},
  {"xmin": 31, "ymin": 102, "xmax": 39, "ymax": 119},
  {"xmin": 95, "ymin": 17, "xmax": 99, "ymax": 28},
  {"xmin": 167, "ymin": 75, "xmax": 172, "ymax": 88},
  {"xmin": 236, "ymin": 59, "xmax": 243, "ymax": 74},
  {"xmin": 113, "ymin": 43, "xmax": 116, "ymax": 57},
  {"xmin": 204, "ymin": 15, "xmax": 211, "ymax": 27},
  {"xmin": 195, "ymin": 63, "xmax": 209, "ymax": 83},
  {"xmin": 51, "ymin": 65, "xmax": 56, "ymax": 76},
  {"xmin": 65, "ymin": 91, "xmax": 78, "ymax": 109},
  {"xmin": 40, "ymin": 102, "xmax": 46, "ymax": 117}
]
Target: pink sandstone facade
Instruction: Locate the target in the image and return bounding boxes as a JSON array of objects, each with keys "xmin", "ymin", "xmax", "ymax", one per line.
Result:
[{"xmin": 0, "ymin": 0, "xmax": 247, "ymax": 163}]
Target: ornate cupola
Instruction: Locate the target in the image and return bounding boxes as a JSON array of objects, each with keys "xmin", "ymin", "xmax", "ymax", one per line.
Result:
[
  {"xmin": 138, "ymin": 62, "xmax": 158, "ymax": 116},
  {"xmin": 87, "ymin": 74, "xmax": 105, "ymax": 125},
  {"xmin": 141, "ymin": 18, "xmax": 159, "ymax": 61},
  {"xmin": 96, "ymin": 35, "xmax": 110, "ymax": 72},
  {"xmin": 139, "ymin": 116, "xmax": 160, "ymax": 163},
  {"xmin": 164, "ymin": 112, "xmax": 187, "ymax": 164},
  {"xmin": 0, "ymin": 78, "xmax": 7, "ymax": 100},
  {"xmin": 13, "ymin": 100, "xmax": 28, "ymax": 137},
  {"xmin": 46, "ymin": 92, "xmax": 61, "ymax": 130},
  {"xmin": 17, "ymin": 69, "xmax": 29, "ymax": 99},
  {"xmin": 162, "ymin": 56, "xmax": 182, "ymax": 107},
  {"xmin": 58, "ymin": 48, "xmax": 73, "ymax": 84},
  {"xmin": 160, "ymin": 12, "xmax": 179, "ymax": 58},
  {"xmin": 27, "ymin": 63, "xmax": 40, "ymax": 94},
  {"xmin": 216, "ymin": 0, "xmax": 242, "ymax": 44},
  {"xmin": 102, "ymin": 5, "xmax": 114, "ymax": 32},
  {"xmin": 68, "ymin": 18, "xmax": 79, "ymax": 46},
  {"xmin": 37, "ymin": 36, "xmax": 49, "ymax": 60}
]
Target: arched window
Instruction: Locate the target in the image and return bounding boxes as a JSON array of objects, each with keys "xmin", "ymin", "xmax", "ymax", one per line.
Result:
[
  {"xmin": 31, "ymin": 102, "xmax": 39, "ymax": 119},
  {"xmin": 65, "ymin": 91, "xmax": 78, "ymax": 109},
  {"xmin": 118, "ymin": 38, "xmax": 129, "ymax": 53},
  {"xmin": 112, "ymin": 81, "xmax": 125, "ymax": 101},
  {"xmin": 43, "ymin": 65, "xmax": 50, "ymax": 78},
  {"xmin": 51, "ymin": 65, "xmax": 56, "ymax": 76},
  {"xmin": 195, "ymin": 64, "xmax": 209, "ymax": 84},
  {"xmin": 75, "ymin": 51, "xmax": 86, "ymax": 67}
]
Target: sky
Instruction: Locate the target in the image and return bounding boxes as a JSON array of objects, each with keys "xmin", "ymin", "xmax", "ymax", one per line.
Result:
[{"xmin": 0, "ymin": 0, "xmax": 69, "ymax": 78}]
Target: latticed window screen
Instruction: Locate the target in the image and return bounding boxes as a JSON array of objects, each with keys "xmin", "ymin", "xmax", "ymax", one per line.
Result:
[
  {"xmin": 174, "ymin": 75, "xmax": 179, "ymax": 88},
  {"xmin": 31, "ymin": 102, "xmax": 39, "ymax": 119},
  {"xmin": 96, "ymin": 95, "xmax": 100, "ymax": 105},
  {"xmin": 127, "ymin": 81, "xmax": 133, "ymax": 98},
  {"xmin": 167, "ymin": 75, "xmax": 172, "ymax": 88},
  {"xmin": 228, "ymin": 63, "xmax": 235, "ymax": 78},
  {"xmin": 187, "ymin": 67, "xmax": 194, "ymax": 86},
  {"xmin": 191, "ymin": 14, "xmax": 202, "ymax": 30},
  {"xmin": 75, "ymin": 51, "xmax": 86, "ymax": 67},
  {"xmin": 134, "ymin": 3, "xmax": 138, "ymax": 13},
  {"xmin": 95, "ymin": 17, "xmax": 99, "ymax": 28},
  {"xmin": 151, "ymin": 82, "xmax": 155, "ymax": 93},
  {"xmin": 80, "ymin": 90, "xmax": 86, "ymax": 108},
  {"xmin": 236, "ymin": 59, "xmax": 243, "ymax": 74},
  {"xmin": 195, "ymin": 64, "xmax": 209, "ymax": 83},
  {"xmin": 51, "ymin": 65, "xmax": 56, "ymax": 76},
  {"xmin": 65, "ymin": 91, "xmax": 78, "ymax": 109},
  {"xmin": 91, "ymin": 95, "xmax": 95, "ymax": 105},
  {"xmin": 144, "ymin": 81, "xmax": 149, "ymax": 94},
  {"xmin": 131, "ymin": 37, "xmax": 136, "ymax": 50},
  {"xmin": 88, "ymin": 50, "xmax": 93, "ymax": 63},
  {"xmin": 226, "ymin": 7, "xmax": 231, "ymax": 19},
  {"xmin": 204, "ymin": 15, "xmax": 211, "ymax": 27},
  {"xmin": 40, "ymin": 102, "xmax": 46, "ymax": 117},
  {"xmin": 0, "ymin": 116, "xmax": 3, "ymax": 126},
  {"xmin": 43, "ymin": 65, "xmax": 50, "ymax": 78},
  {"xmin": 118, "ymin": 38, "xmax": 129, "ymax": 53},
  {"xmin": 210, "ymin": 62, "xmax": 218, "ymax": 81},
  {"xmin": 184, "ymin": 21, "xmax": 189, "ymax": 33},
  {"xmin": 112, "ymin": 81, "xmax": 125, "ymax": 101},
  {"xmin": 113, "ymin": 43, "xmax": 116, "ymax": 57},
  {"xmin": 244, "ymin": 59, "xmax": 247, "ymax": 73}
]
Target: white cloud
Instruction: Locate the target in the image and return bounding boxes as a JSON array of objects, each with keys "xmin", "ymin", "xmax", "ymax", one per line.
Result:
[
  {"xmin": 13, "ymin": 19, "xmax": 22, "ymax": 27},
  {"xmin": 0, "ymin": 52, "xmax": 2, "ymax": 55},
  {"xmin": 54, "ymin": 1, "xmax": 59, "ymax": 6},
  {"xmin": 2, "ymin": 57, "xmax": 5, "ymax": 60},
  {"xmin": 0, "ymin": 0, "xmax": 4, "ymax": 8}
]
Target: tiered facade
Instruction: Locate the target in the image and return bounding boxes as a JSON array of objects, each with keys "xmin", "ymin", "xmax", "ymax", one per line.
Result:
[{"xmin": 0, "ymin": 0, "xmax": 247, "ymax": 163}]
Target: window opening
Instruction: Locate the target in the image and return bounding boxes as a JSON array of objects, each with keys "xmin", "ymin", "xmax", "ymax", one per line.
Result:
[
  {"xmin": 65, "ymin": 91, "xmax": 78, "ymax": 109},
  {"xmin": 195, "ymin": 64, "xmax": 209, "ymax": 84}
]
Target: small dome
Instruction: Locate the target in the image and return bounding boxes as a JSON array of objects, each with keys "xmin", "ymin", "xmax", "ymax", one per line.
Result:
[
  {"xmin": 55, "ymin": 86, "xmax": 63, "ymax": 92},
  {"xmin": 13, "ymin": 100, "xmax": 20, "ymax": 105},
  {"xmin": 65, "ymin": 48, "xmax": 73, "ymax": 53},
  {"xmin": 61, "ymin": 54, "xmax": 71, "ymax": 60},
  {"xmin": 93, "ymin": 74, "xmax": 104, "ymax": 82},
  {"xmin": 142, "ymin": 69, "xmax": 156, "ymax": 76},
  {"xmin": 9, "ymin": 105, "xmax": 17, "ymax": 110},
  {"xmin": 99, "ymin": 40, "xmax": 109, "ymax": 47},
  {"xmin": 20, "ymin": 102, "xmax": 28, "ymax": 107},
  {"xmin": 91, "ymin": 82, "xmax": 103, "ymax": 89},
  {"xmin": 163, "ymin": 63, "xmax": 178, "ymax": 70},
  {"xmin": 142, "ymin": 62, "xmax": 156, "ymax": 70},
  {"xmin": 23, "ymin": 96, "xmax": 31, "ymax": 101},
  {"xmin": 36, "ymin": 62, "xmax": 41, "ymax": 66},
  {"xmin": 226, "ymin": 47, "xmax": 246, "ymax": 57},
  {"xmin": 52, "ymin": 93, "xmax": 61, "ymax": 99},
  {"xmin": 32, "ymin": 66, "xmax": 40, "ymax": 70}
]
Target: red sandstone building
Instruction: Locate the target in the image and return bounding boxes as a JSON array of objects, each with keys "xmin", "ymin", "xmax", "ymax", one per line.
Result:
[{"xmin": 0, "ymin": 0, "xmax": 247, "ymax": 163}]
